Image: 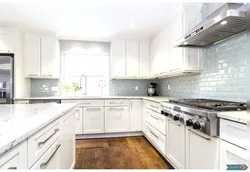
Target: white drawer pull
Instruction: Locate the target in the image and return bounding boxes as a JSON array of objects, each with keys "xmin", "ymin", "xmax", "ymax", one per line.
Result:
[
  {"xmin": 150, "ymin": 115, "xmax": 158, "ymax": 120},
  {"xmin": 8, "ymin": 167, "xmax": 17, "ymax": 169},
  {"xmin": 188, "ymin": 129, "xmax": 211, "ymax": 141},
  {"xmin": 150, "ymin": 130, "xmax": 158, "ymax": 138},
  {"xmin": 40, "ymin": 144, "xmax": 61, "ymax": 169},
  {"xmin": 38, "ymin": 129, "xmax": 59, "ymax": 146}
]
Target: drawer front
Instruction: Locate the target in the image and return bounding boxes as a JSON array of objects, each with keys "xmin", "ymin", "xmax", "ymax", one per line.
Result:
[
  {"xmin": 146, "ymin": 108, "xmax": 166, "ymax": 135},
  {"xmin": 28, "ymin": 119, "xmax": 60, "ymax": 168},
  {"xmin": 145, "ymin": 123, "xmax": 166, "ymax": 154},
  {"xmin": 61, "ymin": 100, "xmax": 104, "ymax": 107},
  {"xmin": 145, "ymin": 101, "xmax": 161, "ymax": 113},
  {"xmin": 31, "ymin": 138, "xmax": 61, "ymax": 169},
  {"xmin": 220, "ymin": 119, "xmax": 247, "ymax": 149},
  {"xmin": 105, "ymin": 99, "xmax": 128, "ymax": 106}
]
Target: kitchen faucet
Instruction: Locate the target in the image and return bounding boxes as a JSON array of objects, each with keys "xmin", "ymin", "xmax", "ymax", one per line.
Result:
[{"xmin": 79, "ymin": 74, "xmax": 87, "ymax": 95}]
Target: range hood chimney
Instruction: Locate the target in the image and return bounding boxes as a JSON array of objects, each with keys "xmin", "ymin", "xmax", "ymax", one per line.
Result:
[{"xmin": 175, "ymin": 3, "xmax": 247, "ymax": 47}]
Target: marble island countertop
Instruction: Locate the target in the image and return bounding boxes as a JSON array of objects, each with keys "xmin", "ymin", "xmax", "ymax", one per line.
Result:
[
  {"xmin": 217, "ymin": 111, "xmax": 249, "ymax": 124},
  {"xmin": 0, "ymin": 103, "xmax": 77, "ymax": 156}
]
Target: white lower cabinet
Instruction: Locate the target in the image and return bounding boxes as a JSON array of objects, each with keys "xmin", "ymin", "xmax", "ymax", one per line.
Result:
[
  {"xmin": 75, "ymin": 107, "xmax": 83, "ymax": 134},
  {"xmin": 167, "ymin": 119, "xmax": 185, "ymax": 169},
  {"xmin": 105, "ymin": 107, "xmax": 129, "ymax": 133},
  {"xmin": 220, "ymin": 139, "xmax": 248, "ymax": 170},
  {"xmin": 186, "ymin": 128, "xmax": 219, "ymax": 169},
  {"xmin": 83, "ymin": 107, "xmax": 104, "ymax": 134},
  {"xmin": 31, "ymin": 138, "xmax": 61, "ymax": 169},
  {"xmin": 0, "ymin": 141, "xmax": 28, "ymax": 169},
  {"xmin": 129, "ymin": 100, "xmax": 142, "ymax": 131}
]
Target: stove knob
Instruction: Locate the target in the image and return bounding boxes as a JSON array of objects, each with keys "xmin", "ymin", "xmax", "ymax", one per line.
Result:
[
  {"xmin": 193, "ymin": 122, "xmax": 201, "ymax": 130},
  {"xmin": 186, "ymin": 119, "xmax": 193, "ymax": 126},
  {"xmin": 173, "ymin": 115, "xmax": 180, "ymax": 121},
  {"xmin": 161, "ymin": 110, "xmax": 165, "ymax": 115},
  {"xmin": 164, "ymin": 111, "xmax": 170, "ymax": 116}
]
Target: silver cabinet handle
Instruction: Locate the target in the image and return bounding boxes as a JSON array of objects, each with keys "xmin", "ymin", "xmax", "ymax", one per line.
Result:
[
  {"xmin": 8, "ymin": 167, "xmax": 17, "ymax": 169},
  {"xmin": 168, "ymin": 119, "xmax": 181, "ymax": 126},
  {"xmin": 28, "ymin": 74, "xmax": 38, "ymax": 76},
  {"xmin": 40, "ymin": 144, "xmax": 61, "ymax": 169},
  {"xmin": 150, "ymin": 130, "xmax": 158, "ymax": 138},
  {"xmin": 110, "ymin": 102, "xmax": 123, "ymax": 104},
  {"xmin": 150, "ymin": 115, "xmax": 158, "ymax": 120},
  {"xmin": 86, "ymin": 108, "xmax": 101, "ymax": 111},
  {"xmin": 38, "ymin": 129, "xmax": 59, "ymax": 146},
  {"xmin": 188, "ymin": 129, "xmax": 211, "ymax": 140},
  {"xmin": 150, "ymin": 105, "xmax": 158, "ymax": 109},
  {"xmin": 108, "ymin": 108, "xmax": 124, "ymax": 110},
  {"xmin": 42, "ymin": 74, "xmax": 53, "ymax": 77}
]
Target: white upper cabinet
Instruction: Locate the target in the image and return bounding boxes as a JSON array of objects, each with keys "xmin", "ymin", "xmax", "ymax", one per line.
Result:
[
  {"xmin": 41, "ymin": 36, "xmax": 60, "ymax": 78},
  {"xmin": 24, "ymin": 33, "xmax": 41, "ymax": 77},
  {"xmin": 0, "ymin": 28, "xmax": 14, "ymax": 53},
  {"xmin": 24, "ymin": 33, "xmax": 60, "ymax": 78},
  {"xmin": 110, "ymin": 40, "xmax": 126, "ymax": 78},
  {"xmin": 139, "ymin": 42, "xmax": 149, "ymax": 78},
  {"xmin": 126, "ymin": 42, "xmax": 139, "ymax": 77}
]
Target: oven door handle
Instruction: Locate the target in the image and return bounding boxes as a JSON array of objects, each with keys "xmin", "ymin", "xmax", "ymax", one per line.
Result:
[{"xmin": 188, "ymin": 129, "xmax": 211, "ymax": 141}]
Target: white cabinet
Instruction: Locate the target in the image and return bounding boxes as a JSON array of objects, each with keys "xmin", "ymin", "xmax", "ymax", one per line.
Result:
[
  {"xmin": 146, "ymin": 108, "xmax": 166, "ymax": 135},
  {"xmin": 24, "ymin": 34, "xmax": 60, "ymax": 78},
  {"xmin": 105, "ymin": 107, "xmax": 129, "ymax": 133},
  {"xmin": 75, "ymin": 107, "xmax": 82, "ymax": 134},
  {"xmin": 220, "ymin": 140, "xmax": 248, "ymax": 170},
  {"xmin": 60, "ymin": 110, "xmax": 75, "ymax": 169},
  {"xmin": 0, "ymin": 141, "xmax": 28, "ymax": 169},
  {"xmin": 129, "ymin": 99, "xmax": 142, "ymax": 131},
  {"xmin": 126, "ymin": 42, "xmax": 139, "ymax": 77},
  {"xmin": 185, "ymin": 128, "xmax": 219, "ymax": 169},
  {"xmin": 141, "ymin": 100, "xmax": 147, "ymax": 133},
  {"xmin": 167, "ymin": 119, "xmax": 185, "ymax": 169},
  {"xmin": 83, "ymin": 107, "xmax": 104, "ymax": 134},
  {"xmin": 24, "ymin": 33, "xmax": 41, "ymax": 77},
  {"xmin": 139, "ymin": 42, "xmax": 150, "ymax": 77},
  {"xmin": 41, "ymin": 37, "xmax": 60, "ymax": 78},
  {"xmin": 0, "ymin": 29, "xmax": 14, "ymax": 53},
  {"xmin": 110, "ymin": 40, "xmax": 126, "ymax": 78}
]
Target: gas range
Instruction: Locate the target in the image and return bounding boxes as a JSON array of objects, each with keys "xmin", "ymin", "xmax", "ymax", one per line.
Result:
[{"xmin": 160, "ymin": 99, "xmax": 247, "ymax": 136}]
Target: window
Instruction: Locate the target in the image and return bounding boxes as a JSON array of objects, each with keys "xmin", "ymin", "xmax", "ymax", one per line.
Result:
[{"xmin": 62, "ymin": 53, "xmax": 109, "ymax": 96}]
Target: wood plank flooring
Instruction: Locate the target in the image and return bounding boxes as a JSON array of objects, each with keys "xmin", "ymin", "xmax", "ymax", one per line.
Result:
[{"xmin": 74, "ymin": 136, "xmax": 172, "ymax": 169}]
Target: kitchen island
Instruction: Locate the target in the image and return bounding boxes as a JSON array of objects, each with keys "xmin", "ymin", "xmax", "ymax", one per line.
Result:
[{"xmin": 0, "ymin": 103, "xmax": 77, "ymax": 169}]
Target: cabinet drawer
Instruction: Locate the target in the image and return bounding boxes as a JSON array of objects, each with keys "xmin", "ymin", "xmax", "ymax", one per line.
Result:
[
  {"xmin": 146, "ymin": 108, "xmax": 166, "ymax": 135},
  {"xmin": 105, "ymin": 99, "xmax": 128, "ymax": 106},
  {"xmin": 28, "ymin": 119, "xmax": 60, "ymax": 168},
  {"xmin": 145, "ymin": 123, "xmax": 166, "ymax": 155},
  {"xmin": 220, "ymin": 119, "xmax": 247, "ymax": 149},
  {"xmin": 145, "ymin": 101, "xmax": 161, "ymax": 113},
  {"xmin": 31, "ymin": 138, "xmax": 61, "ymax": 169},
  {"xmin": 0, "ymin": 141, "xmax": 27, "ymax": 169},
  {"xmin": 61, "ymin": 100, "xmax": 104, "ymax": 107}
]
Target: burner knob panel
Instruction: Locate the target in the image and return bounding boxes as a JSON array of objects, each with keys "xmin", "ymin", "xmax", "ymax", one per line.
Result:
[
  {"xmin": 193, "ymin": 121, "xmax": 201, "ymax": 130},
  {"xmin": 173, "ymin": 115, "xmax": 180, "ymax": 121},
  {"xmin": 186, "ymin": 119, "xmax": 193, "ymax": 126}
]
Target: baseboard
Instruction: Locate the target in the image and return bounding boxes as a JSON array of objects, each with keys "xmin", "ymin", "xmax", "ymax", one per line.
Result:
[
  {"xmin": 76, "ymin": 131, "xmax": 144, "ymax": 139},
  {"xmin": 70, "ymin": 161, "xmax": 75, "ymax": 170}
]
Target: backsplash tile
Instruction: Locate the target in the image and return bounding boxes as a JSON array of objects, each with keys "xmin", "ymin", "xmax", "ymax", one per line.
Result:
[
  {"xmin": 31, "ymin": 79, "xmax": 60, "ymax": 97},
  {"xmin": 155, "ymin": 34, "xmax": 248, "ymax": 101}
]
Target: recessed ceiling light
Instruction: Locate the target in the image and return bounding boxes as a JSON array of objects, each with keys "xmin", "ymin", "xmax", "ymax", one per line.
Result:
[
  {"xmin": 220, "ymin": 21, "xmax": 227, "ymax": 25},
  {"xmin": 184, "ymin": 42, "xmax": 188, "ymax": 45}
]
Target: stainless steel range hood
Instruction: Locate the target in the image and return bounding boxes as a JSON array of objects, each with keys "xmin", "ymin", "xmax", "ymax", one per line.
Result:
[{"xmin": 175, "ymin": 3, "xmax": 247, "ymax": 47}]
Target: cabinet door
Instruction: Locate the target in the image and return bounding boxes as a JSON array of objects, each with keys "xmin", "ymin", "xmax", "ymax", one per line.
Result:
[
  {"xmin": 83, "ymin": 107, "xmax": 104, "ymax": 134},
  {"xmin": 110, "ymin": 40, "xmax": 126, "ymax": 78},
  {"xmin": 75, "ymin": 107, "xmax": 82, "ymax": 134},
  {"xmin": 220, "ymin": 140, "xmax": 247, "ymax": 170},
  {"xmin": 126, "ymin": 42, "xmax": 139, "ymax": 77},
  {"xmin": 129, "ymin": 100, "xmax": 142, "ymax": 131},
  {"xmin": 167, "ymin": 119, "xmax": 185, "ymax": 169},
  {"xmin": 105, "ymin": 107, "xmax": 129, "ymax": 133},
  {"xmin": 24, "ymin": 33, "xmax": 41, "ymax": 77},
  {"xmin": 139, "ymin": 42, "xmax": 150, "ymax": 78},
  {"xmin": 169, "ymin": 12, "xmax": 183, "ymax": 73},
  {"xmin": 41, "ymin": 36, "xmax": 59, "ymax": 78},
  {"xmin": 0, "ymin": 141, "xmax": 27, "ymax": 169},
  {"xmin": 60, "ymin": 110, "xmax": 75, "ymax": 169},
  {"xmin": 31, "ymin": 138, "xmax": 61, "ymax": 169},
  {"xmin": 186, "ymin": 128, "xmax": 219, "ymax": 169},
  {"xmin": 0, "ymin": 32, "xmax": 14, "ymax": 53}
]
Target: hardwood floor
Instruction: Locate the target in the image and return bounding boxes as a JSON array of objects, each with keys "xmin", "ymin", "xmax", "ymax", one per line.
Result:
[{"xmin": 74, "ymin": 136, "xmax": 172, "ymax": 169}]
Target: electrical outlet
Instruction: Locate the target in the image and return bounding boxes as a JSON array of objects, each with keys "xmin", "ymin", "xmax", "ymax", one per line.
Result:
[
  {"xmin": 168, "ymin": 84, "xmax": 171, "ymax": 90},
  {"xmin": 135, "ymin": 86, "xmax": 138, "ymax": 91}
]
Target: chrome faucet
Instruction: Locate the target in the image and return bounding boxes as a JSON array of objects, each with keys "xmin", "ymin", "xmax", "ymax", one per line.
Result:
[{"xmin": 79, "ymin": 74, "xmax": 87, "ymax": 95}]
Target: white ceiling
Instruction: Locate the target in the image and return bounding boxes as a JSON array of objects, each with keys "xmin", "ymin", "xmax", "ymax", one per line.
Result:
[{"xmin": 0, "ymin": 1, "xmax": 181, "ymax": 41}]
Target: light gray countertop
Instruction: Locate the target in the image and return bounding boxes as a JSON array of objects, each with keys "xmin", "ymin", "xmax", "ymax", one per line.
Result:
[
  {"xmin": 0, "ymin": 103, "xmax": 77, "ymax": 156},
  {"xmin": 217, "ymin": 111, "xmax": 249, "ymax": 124}
]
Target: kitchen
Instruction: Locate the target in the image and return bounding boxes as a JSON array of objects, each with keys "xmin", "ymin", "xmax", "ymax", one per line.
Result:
[{"xmin": 0, "ymin": 1, "xmax": 249, "ymax": 170}]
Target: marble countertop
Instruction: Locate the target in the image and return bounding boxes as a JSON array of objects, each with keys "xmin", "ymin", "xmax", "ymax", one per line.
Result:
[
  {"xmin": 217, "ymin": 111, "xmax": 249, "ymax": 124},
  {"xmin": 0, "ymin": 103, "xmax": 77, "ymax": 156},
  {"xmin": 14, "ymin": 96, "xmax": 172, "ymax": 103}
]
